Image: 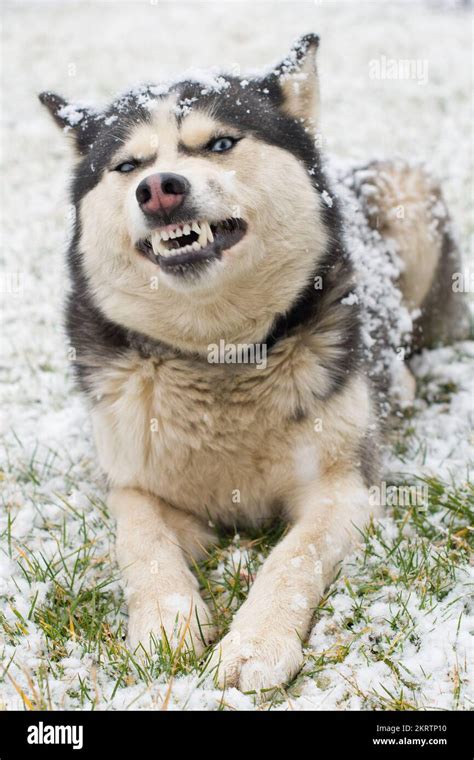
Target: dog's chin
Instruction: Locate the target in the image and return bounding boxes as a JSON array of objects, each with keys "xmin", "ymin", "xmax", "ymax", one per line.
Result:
[{"xmin": 136, "ymin": 217, "xmax": 248, "ymax": 282}]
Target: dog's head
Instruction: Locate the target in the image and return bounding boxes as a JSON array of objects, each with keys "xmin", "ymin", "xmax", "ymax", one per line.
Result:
[{"xmin": 40, "ymin": 34, "xmax": 332, "ymax": 352}]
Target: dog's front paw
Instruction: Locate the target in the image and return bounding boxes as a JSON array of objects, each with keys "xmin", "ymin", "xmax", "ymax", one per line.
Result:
[
  {"xmin": 127, "ymin": 592, "xmax": 215, "ymax": 657},
  {"xmin": 208, "ymin": 628, "xmax": 303, "ymax": 692}
]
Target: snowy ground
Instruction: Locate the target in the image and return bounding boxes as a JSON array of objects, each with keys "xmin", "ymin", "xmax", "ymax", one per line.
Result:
[{"xmin": 1, "ymin": 0, "xmax": 473, "ymax": 711}]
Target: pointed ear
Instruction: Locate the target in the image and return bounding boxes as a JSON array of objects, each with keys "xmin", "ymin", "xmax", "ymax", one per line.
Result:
[
  {"xmin": 270, "ymin": 34, "xmax": 320, "ymax": 132},
  {"xmin": 38, "ymin": 91, "xmax": 101, "ymax": 154}
]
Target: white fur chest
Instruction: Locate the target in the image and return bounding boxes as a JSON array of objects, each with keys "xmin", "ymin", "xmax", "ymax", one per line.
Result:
[{"xmin": 90, "ymin": 343, "xmax": 327, "ymax": 524}]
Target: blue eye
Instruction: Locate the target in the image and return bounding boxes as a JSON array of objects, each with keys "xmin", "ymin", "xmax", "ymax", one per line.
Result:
[
  {"xmin": 115, "ymin": 161, "xmax": 137, "ymax": 173},
  {"xmin": 209, "ymin": 137, "xmax": 236, "ymax": 153}
]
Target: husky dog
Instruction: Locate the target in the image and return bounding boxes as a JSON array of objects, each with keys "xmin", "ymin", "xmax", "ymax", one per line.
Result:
[{"xmin": 40, "ymin": 35, "xmax": 469, "ymax": 692}]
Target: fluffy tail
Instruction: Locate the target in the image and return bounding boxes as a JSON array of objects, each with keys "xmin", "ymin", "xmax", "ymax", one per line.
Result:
[{"xmin": 351, "ymin": 160, "xmax": 471, "ymax": 350}]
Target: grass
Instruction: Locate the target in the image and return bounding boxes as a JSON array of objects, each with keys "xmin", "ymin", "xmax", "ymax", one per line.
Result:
[{"xmin": 1, "ymin": 371, "xmax": 473, "ymax": 711}]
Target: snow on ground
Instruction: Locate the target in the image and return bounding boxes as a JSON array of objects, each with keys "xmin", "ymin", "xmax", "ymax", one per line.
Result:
[{"xmin": 1, "ymin": 0, "xmax": 473, "ymax": 711}]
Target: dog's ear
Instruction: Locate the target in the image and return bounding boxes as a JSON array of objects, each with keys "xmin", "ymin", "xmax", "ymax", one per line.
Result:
[
  {"xmin": 266, "ymin": 34, "xmax": 320, "ymax": 132},
  {"xmin": 38, "ymin": 91, "xmax": 101, "ymax": 154}
]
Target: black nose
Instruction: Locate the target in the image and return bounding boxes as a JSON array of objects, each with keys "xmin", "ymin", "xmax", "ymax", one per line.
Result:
[{"xmin": 135, "ymin": 172, "xmax": 190, "ymax": 214}]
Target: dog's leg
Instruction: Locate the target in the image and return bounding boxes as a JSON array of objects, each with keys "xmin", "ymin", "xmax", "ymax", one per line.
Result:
[
  {"xmin": 109, "ymin": 487, "xmax": 216, "ymax": 655},
  {"xmin": 209, "ymin": 469, "xmax": 375, "ymax": 691}
]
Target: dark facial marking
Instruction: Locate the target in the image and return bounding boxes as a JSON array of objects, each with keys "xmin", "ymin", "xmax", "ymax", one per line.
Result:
[{"xmin": 71, "ymin": 97, "xmax": 155, "ymax": 204}]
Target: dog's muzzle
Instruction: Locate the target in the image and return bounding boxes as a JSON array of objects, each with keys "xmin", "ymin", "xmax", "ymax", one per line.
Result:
[{"xmin": 136, "ymin": 216, "xmax": 247, "ymax": 277}]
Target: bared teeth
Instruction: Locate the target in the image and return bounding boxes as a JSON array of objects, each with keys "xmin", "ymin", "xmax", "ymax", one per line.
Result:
[
  {"xmin": 198, "ymin": 223, "xmax": 207, "ymax": 248},
  {"xmin": 150, "ymin": 231, "xmax": 167, "ymax": 257},
  {"xmin": 148, "ymin": 219, "xmax": 218, "ymax": 258}
]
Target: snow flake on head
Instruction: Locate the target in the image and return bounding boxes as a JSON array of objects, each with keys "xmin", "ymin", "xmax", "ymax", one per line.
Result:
[
  {"xmin": 148, "ymin": 83, "xmax": 172, "ymax": 98},
  {"xmin": 112, "ymin": 85, "xmax": 153, "ymax": 114},
  {"xmin": 272, "ymin": 33, "xmax": 318, "ymax": 80},
  {"xmin": 174, "ymin": 66, "xmax": 231, "ymax": 95},
  {"xmin": 57, "ymin": 103, "xmax": 85, "ymax": 127},
  {"xmin": 55, "ymin": 100, "xmax": 103, "ymax": 141},
  {"xmin": 109, "ymin": 68, "xmax": 234, "ymax": 120},
  {"xmin": 198, "ymin": 76, "xmax": 230, "ymax": 96},
  {"xmin": 174, "ymin": 97, "xmax": 198, "ymax": 118}
]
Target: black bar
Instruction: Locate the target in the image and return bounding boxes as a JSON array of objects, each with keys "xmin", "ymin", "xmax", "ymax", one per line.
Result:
[{"xmin": 0, "ymin": 709, "xmax": 469, "ymax": 757}]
